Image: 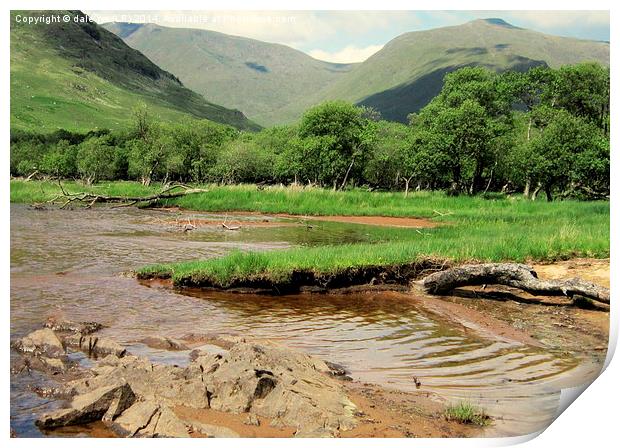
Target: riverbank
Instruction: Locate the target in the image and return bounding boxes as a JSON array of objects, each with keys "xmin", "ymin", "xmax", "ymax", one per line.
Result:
[
  {"xmin": 11, "ymin": 179, "xmax": 608, "ymax": 290},
  {"xmin": 11, "ymin": 322, "xmax": 482, "ymax": 438}
]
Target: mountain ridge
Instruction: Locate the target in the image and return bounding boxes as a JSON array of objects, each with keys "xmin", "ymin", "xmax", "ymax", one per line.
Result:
[
  {"xmin": 101, "ymin": 21, "xmax": 357, "ymax": 126},
  {"xmin": 11, "ymin": 11, "xmax": 259, "ymax": 132}
]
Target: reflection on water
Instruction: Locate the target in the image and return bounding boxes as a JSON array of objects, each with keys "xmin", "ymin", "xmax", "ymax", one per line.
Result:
[{"xmin": 10, "ymin": 205, "xmax": 599, "ymax": 437}]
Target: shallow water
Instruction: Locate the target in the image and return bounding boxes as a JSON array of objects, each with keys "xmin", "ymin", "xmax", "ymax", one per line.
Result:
[{"xmin": 10, "ymin": 205, "xmax": 600, "ymax": 437}]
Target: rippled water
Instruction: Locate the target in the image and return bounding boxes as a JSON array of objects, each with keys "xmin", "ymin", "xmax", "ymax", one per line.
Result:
[{"xmin": 10, "ymin": 205, "xmax": 600, "ymax": 437}]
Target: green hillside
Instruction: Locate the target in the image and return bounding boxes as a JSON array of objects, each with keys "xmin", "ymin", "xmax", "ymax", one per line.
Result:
[
  {"xmin": 108, "ymin": 18, "xmax": 609, "ymax": 125},
  {"xmin": 322, "ymin": 18, "xmax": 610, "ymax": 122},
  {"xmin": 102, "ymin": 22, "xmax": 355, "ymax": 126},
  {"xmin": 10, "ymin": 11, "xmax": 259, "ymax": 132}
]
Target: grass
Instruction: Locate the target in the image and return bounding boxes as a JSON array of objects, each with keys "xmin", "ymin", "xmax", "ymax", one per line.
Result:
[
  {"xmin": 10, "ymin": 11, "xmax": 258, "ymax": 132},
  {"xmin": 444, "ymin": 401, "xmax": 492, "ymax": 426},
  {"xmin": 11, "ymin": 180, "xmax": 609, "ymax": 288}
]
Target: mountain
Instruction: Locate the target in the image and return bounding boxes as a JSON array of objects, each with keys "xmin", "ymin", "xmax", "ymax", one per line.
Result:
[
  {"xmin": 321, "ymin": 18, "xmax": 610, "ymax": 122},
  {"xmin": 10, "ymin": 11, "xmax": 259, "ymax": 132},
  {"xmin": 107, "ymin": 18, "xmax": 609, "ymax": 125},
  {"xmin": 101, "ymin": 22, "xmax": 356, "ymax": 126}
]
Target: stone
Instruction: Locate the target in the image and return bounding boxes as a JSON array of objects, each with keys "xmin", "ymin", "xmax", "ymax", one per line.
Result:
[
  {"xmin": 243, "ymin": 413, "xmax": 260, "ymax": 426},
  {"xmin": 148, "ymin": 406, "xmax": 190, "ymax": 438},
  {"xmin": 194, "ymin": 340, "xmax": 358, "ymax": 435},
  {"xmin": 12, "ymin": 328, "xmax": 64, "ymax": 357},
  {"xmin": 45, "ymin": 317, "xmax": 103, "ymax": 335},
  {"xmin": 35, "ymin": 381, "xmax": 135, "ymax": 429},
  {"xmin": 295, "ymin": 427, "xmax": 337, "ymax": 438},
  {"xmin": 110, "ymin": 400, "xmax": 160, "ymax": 437},
  {"xmin": 33, "ymin": 334, "xmax": 358, "ymax": 438},
  {"xmin": 139, "ymin": 336, "xmax": 189, "ymax": 351},
  {"xmin": 64, "ymin": 334, "xmax": 126, "ymax": 358},
  {"xmin": 186, "ymin": 419, "xmax": 240, "ymax": 438}
]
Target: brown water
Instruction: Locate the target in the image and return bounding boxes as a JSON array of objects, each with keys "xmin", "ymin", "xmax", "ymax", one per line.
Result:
[{"xmin": 10, "ymin": 205, "xmax": 601, "ymax": 437}]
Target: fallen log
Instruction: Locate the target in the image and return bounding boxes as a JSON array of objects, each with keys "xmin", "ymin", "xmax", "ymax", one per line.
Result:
[
  {"xmin": 422, "ymin": 263, "xmax": 610, "ymax": 305},
  {"xmin": 50, "ymin": 182, "xmax": 208, "ymax": 209}
]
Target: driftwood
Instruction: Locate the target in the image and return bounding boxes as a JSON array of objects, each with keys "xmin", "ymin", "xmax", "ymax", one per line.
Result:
[
  {"xmin": 48, "ymin": 182, "xmax": 208, "ymax": 209},
  {"xmin": 422, "ymin": 263, "xmax": 610, "ymax": 305}
]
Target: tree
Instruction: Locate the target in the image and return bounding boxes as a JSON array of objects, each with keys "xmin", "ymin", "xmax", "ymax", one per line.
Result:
[
  {"xmin": 543, "ymin": 63, "xmax": 609, "ymax": 133},
  {"xmin": 417, "ymin": 98, "xmax": 495, "ymax": 194},
  {"xmin": 212, "ymin": 139, "xmax": 275, "ymax": 184},
  {"xmin": 416, "ymin": 67, "xmax": 512, "ymax": 195},
  {"xmin": 77, "ymin": 136, "xmax": 115, "ymax": 184},
  {"xmin": 298, "ymin": 101, "xmax": 375, "ymax": 189},
  {"xmin": 364, "ymin": 121, "xmax": 411, "ymax": 190},
  {"xmin": 127, "ymin": 129, "xmax": 175, "ymax": 186},
  {"xmin": 40, "ymin": 140, "xmax": 78, "ymax": 178},
  {"xmin": 527, "ymin": 108, "xmax": 606, "ymax": 201}
]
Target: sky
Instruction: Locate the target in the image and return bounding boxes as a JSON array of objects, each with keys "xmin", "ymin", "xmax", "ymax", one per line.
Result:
[{"xmin": 86, "ymin": 10, "xmax": 610, "ymax": 63}]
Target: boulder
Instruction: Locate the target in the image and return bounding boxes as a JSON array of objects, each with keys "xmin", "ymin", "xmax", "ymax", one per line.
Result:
[
  {"xmin": 45, "ymin": 318, "xmax": 103, "ymax": 335},
  {"xmin": 111, "ymin": 401, "xmax": 191, "ymax": 438},
  {"xmin": 186, "ymin": 419, "xmax": 240, "ymax": 438},
  {"xmin": 64, "ymin": 334, "xmax": 126, "ymax": 358},
  {"xmin": 33, "ymin": 335, "xmax": 358, "ymax": 437},
  {"xmin": 109, "ymin": 400, "xmax": 160, "ymax": 437},
  {"xmin": 194, "ymin": 341, "xmax": 358, "ymax": 435},
  {"xmin": 244, "ymin": 413, "xmax": 260, "ymax": 426},
  {"xmin": 12, "ymin": 328, "xmax": 64, "ymax": 357},
  {"xmin": 148, "ymin": 406, "xmax": 190, "ymax": 438},
  {"xmin": 35, "ymin": 381, "xmax": 135, "ymax": 429},
  {"xmin": 66, "ymin": 355, "xmax": 211, "ymax": 409},
  {"xmin": 138, "ymin": 336, "xmax": 189, "ymax": 351}
]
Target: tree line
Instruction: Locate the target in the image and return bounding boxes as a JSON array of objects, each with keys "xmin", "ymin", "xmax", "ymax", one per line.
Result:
[{"xmin": 10, "ymin": 62, "xmax": 609, "ymax": 201}]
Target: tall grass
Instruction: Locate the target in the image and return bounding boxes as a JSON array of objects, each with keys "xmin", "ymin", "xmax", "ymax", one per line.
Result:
[{"xmin": 11, "ymin": 180, "xmax": 609, "ymax": 287}]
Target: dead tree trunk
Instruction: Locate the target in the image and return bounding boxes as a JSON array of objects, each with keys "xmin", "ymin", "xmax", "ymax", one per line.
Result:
[
  {"xmin": 50, "ymin": 183, "xmax": 209, "ymax": 209},
  {"xmin": 422, "ymin": 263, "xmax": 610, "ymax": 305}
]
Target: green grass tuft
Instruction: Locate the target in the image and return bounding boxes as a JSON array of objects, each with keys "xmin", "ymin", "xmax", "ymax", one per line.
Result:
[{"xmin": 444, "ymin": 401, "xmax": 492, "ymax": 426}]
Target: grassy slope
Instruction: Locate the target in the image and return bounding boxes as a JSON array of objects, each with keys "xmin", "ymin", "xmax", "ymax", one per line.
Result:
[
  {"xmin": 10, "ymin": 181, "xmax": 609, "ymax": 287},
  {"xmin": 103, "ymin": 22, "xmax": 355, "ymax": 126},
  {"xmin": 316, "ymin": 19, "xmax": 610, "ymax": 122},
  {"xmin": 10, "ymin": 11, "xmax": 259, "ymax": 132}
]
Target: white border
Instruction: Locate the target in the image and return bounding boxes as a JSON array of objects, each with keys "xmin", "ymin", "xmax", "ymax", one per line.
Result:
[{"xmin": 3, "ymin": 1, "xmax": 617, "ymax": 447}]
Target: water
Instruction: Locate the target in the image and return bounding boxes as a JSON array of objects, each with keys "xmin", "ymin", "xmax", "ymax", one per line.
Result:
[{"xmin": 10, "ymin": 205, "xmax": 601, "ymax": 437}]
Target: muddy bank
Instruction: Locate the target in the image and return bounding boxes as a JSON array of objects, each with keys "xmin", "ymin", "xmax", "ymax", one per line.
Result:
[
  {"xmin": 411, "ymin": 258, "xmax": 610, "ymax": 362},
  {"xmin": 155, "ymin": 208, "xmax": 440, "ymax": 229},
  {"xmin": 138, "ymin": 258, "xmax": 450, "ymax": 293},
  {"xmin": 11, "ymin": 321, "xmax": 475, "ymax": 438}
]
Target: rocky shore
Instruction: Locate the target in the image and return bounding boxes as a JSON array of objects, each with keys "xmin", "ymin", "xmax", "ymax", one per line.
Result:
[{"xmin": 11, "ymin": 318, "xmax": 359, "ymax": 438}]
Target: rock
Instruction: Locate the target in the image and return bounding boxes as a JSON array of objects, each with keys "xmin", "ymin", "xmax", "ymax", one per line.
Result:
[
  {"xmin": 295, "ymin": 427, "xmax": 337, "ymax": 438},
  {"xmin": 243, "ymin": 413, "xmax": 260, "ymax": 426},
  {"xmin": 64, "ymin": 334, "xmax": 126, "ymax": 358},
  {"xmin": 112, "ymin": 401, "xmax": 191, "ymax": 438},
  {"xmin": 45, "ymin": 317, "xmax": 103, "ymax": 335},
  {"xmin": 12, "ymin": 355, "xmax": 70, "ymax": 375},
  {"xmin": 148, "ymin": 406, "xmax": 190, "ymax": 438},
  {"xmin": 139, "ymin": 336, "xmax": 189, "ymax": 351},
  {"xmin": 110, "ymin": 400, "xmax": 160, "ymax": 437},
  {"xmin": 186, "ymin": 419, "xmax": 240, "ymax": 438},
  {"xmin": 32, "ymin": 334, "xmax": 358, "ymax": 438},
  {"xmin": 194, "ymin": 340, "xmax": 358, "ymax": 435},
  {"xmin": 35, "ymin": 381, "xmax": 135, "ymax": 429},
  {"xmin": 66, "ymin": 354, "xmax": 211, "ymax": 409},
  {"xmin": 12, "ymin": 328, "xmax": 65, "ymax": 357},
  {"xmin": 37, "ymin": 356, "xmax": 68, "ymax": 373}
]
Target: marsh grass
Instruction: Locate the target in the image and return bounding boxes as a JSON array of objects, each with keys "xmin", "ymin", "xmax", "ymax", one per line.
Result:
[
  {"xmin": 444, "ymin": 402, "xmax": 492, "ymax": 426},
  {"xmin": 11, "ymin": 180, "xmax": 610, "ymax": 287}
]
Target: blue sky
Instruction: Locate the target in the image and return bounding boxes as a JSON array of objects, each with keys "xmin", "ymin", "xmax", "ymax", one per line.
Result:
[{"xmin": 87, "ymin": 10, "xmax": 610, "ymax": 63}]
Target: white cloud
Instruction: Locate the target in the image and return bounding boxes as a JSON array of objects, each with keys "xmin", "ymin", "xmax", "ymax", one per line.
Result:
[
  {"xmin": 503, "ymin": 10, "xmax": 609, "ymax": 29},
  {"xmin": 86, "ymin": 10, "xmax": 419, "ymax": 48},
  {"xmin": 308, "ymin": 44, "xmax": 384, "ymax": 63}
]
